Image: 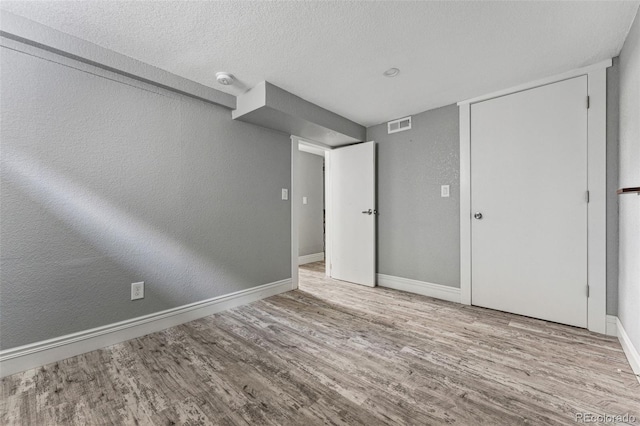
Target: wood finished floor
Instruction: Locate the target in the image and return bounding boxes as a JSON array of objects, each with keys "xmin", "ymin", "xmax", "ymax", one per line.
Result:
[{"xmin": 2, "ymin": 261, "xmax": 639, "ymax": 425}]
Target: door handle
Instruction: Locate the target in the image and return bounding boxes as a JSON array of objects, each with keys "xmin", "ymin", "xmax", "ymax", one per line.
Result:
[
  {"xmin": 362, "ymin": 209, "xmax": 373, "ymax": 215},
  {"xmin": 474, "ymin": 212, "xmax": 483, "ymax": 220}
]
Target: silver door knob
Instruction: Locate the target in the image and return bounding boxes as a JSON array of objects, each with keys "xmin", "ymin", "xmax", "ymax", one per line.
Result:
[
  {"xmin": 474, "ymin": 212, "xmax": 483, "ymax": 220},
  {"xmin": 362, "ymin": 209, "xmax": 373, "ymax": 215}
]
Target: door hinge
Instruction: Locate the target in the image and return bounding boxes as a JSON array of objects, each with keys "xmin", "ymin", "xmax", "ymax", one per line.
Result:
[
  {"xmin": 586, "ymin": 190, "xmax": 590, "ymax": 203},
  {"xmin": 586, "ymin": 285, "xmax": 590, "ymax": 298},
  {"xmin": 587, "ymin": 96, "xmax": 590, "ymax": 109}
]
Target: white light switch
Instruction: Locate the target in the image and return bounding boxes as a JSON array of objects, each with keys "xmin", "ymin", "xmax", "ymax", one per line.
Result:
[
  {"xmin": 302, "ymin": 196, "xmax": 308, "ymax": 205},
  {"xmin": 281, "ymin": 188, "xmax": 289, "ymax": 200},
  {"xmin": 441, "ymin": 185, "xmax": 450, "ymax": 198},
  {"xmin": 131, "ymin": 282, "xmax": 144, "ymax": 300}
]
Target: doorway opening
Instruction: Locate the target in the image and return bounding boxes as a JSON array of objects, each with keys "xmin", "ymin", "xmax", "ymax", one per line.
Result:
[
  {"xmin": 291, "ymin": 137, "xmax": 332, "ymax": 290},
  {"xmin": 291, "ymin": 136, "xmax": 377, "ymax": 290},
  {"xmin": 297, "ymin": 141, "xmax": 326, "ymax": 275}
]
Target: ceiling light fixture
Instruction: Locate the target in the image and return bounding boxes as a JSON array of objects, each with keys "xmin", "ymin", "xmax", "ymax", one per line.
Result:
[
  {"xmin": 216, "ymin": 72, "xmax": 234, "ymax": 85},
  {"xmin": 383, "ymin": 68, "xmax": 400, "ymax": 77}
]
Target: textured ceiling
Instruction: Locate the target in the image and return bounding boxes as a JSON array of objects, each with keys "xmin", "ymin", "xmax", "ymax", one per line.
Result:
[{"xmin": 1, "ymin": 1, "xmax": 638, "ymax": 127}]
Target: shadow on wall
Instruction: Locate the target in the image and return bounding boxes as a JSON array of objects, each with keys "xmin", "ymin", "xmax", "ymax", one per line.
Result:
[{"xmin": 1, "ymin": 149, "xmax": 246, "ymax": 305}]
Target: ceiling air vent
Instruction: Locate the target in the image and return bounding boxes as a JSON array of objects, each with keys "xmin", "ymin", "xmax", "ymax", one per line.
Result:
[{"xmin": 387, "ymin": 116, "xmax": 411, "ymax": 134}]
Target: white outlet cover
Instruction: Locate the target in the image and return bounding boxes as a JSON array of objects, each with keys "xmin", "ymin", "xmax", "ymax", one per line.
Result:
[
  {"xmin": 131, "ymin": 281, "xmax": 144, "ymax": 300},
  {"xmin": 281, "ymin": 188, "xmax": 289, "ymax": 200},
  {"xmin": 441, "ymin": 185, "xmax": 450, "ymax": 197},
  {"xmin": 303, "ymin": 196, "xmax": 308, "ymax": 204}
]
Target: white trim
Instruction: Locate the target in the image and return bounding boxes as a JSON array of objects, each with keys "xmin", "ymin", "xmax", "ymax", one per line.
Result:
[
  {"xmin": 0, "ymin": 279, "xmax": 291, "ymax": 378},
  {"xmin": 291, "ymin": 137, "xmax": 299, "ymax": 290},
  {"xmin": 586, "ymin": 69, "xmax": 608, "ymax": 334},
  {"xmin": 606, "ymin": 315, "xmax": 618, "ymax": 337},
  {"xmin": 324, "ymin": 151, "xmax": 333, "ymax": 278},
  {"xmin": 299, "ymin": 143, "xmax": 326, "ymax": 158},
  {"xmin": 296, "ymin": 137, "xmax": 334, "ymax": 152},
  {"xmin": 459, "ymin": 104, "xmax": 471, "ymax": 305},
  {"xmin": 0, "ymin": 12, "xmax": 235, "ymax": 109},
  {"xmin": 458, "ymin": 60, "xmax": 611, "ymax": 333},
  {"xmin": 616, "ymin": 318, "xmax": 640, "ymax": 384},
  {"xmin": 298, "ymin": 138, "xmax": 333, "ymax": 157},
  {"xmin": 377, "ymin": 274, "xmax": 461, "ymax": 304},
  {"xmin": 457, "ymin": 59, "xmax": 612, "ymax": 106},
  {"xmin": 299, "ymin": 252, "xmax": 325, "ymax": 265}
]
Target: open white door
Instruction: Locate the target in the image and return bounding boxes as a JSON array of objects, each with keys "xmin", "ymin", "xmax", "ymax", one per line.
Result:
[{"xmin": 330, "ymin": 141, "xmax": 376, "ymax": 287}]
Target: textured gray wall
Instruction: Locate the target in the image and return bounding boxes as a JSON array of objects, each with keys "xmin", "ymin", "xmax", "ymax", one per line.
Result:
[
  {"xmin": 367, "ymin": 105, "xmax": 460, "ymax": 288},
  {"xmin": 0, "ymin": 46, "xmax": 291, "ymax": 349},
  {"xmin": 617, "ymin": 8, "xmax": 640, "ymax": 352},
  {"xmin": 297, "ymin": 152, "xmax": 324, "ymax": 257},
  {"xmin": 606, "ymin": 58, "xmax": 620, "ymax": 316}
]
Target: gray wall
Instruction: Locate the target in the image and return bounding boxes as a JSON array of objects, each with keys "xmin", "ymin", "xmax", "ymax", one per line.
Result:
[
  {"xmin": 0, "ymin": 44, "xmax": 291, "ymax": 349},
  {"xmin": 606, "ymin": 58, "xmax": 620, "ymax": 316},
  {"xmin": 617, "ymin": 7, "xmax": 640, "ymax": 352},
  {"xmin": 367, "ymin": 105, "xmax": 460, "ymax": 287},
  {"xmin": 297, "ymin": 151, "xmax": 325, "ymax": 257}
]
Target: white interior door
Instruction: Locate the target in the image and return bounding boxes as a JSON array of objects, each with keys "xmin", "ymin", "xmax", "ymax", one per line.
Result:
[
  {"xmin": 471, "ymin": 76, "xmax": 588, "ymax": 328},
  {"xmin": 331, "ymin": 141, "xmax": 376, "ymax": 287}
]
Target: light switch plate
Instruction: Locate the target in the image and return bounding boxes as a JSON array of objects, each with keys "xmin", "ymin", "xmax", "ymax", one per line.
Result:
[
  {"xmin": 303, "ymin": 196, "xmax": 308, "ymax": 205},
  {"xmin": 441, "ymin": 185, "xmax": 450, "ymax": 198},
  {"xmin": 131, "ymin": 282, "xmax": 144, "ymax": 300},
  {"xmin": 281, "ymin": 188, "xmax": 289, "ymax": 200}
]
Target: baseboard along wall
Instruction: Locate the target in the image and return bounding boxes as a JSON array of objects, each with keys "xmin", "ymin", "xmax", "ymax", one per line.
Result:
[
  {"xmin": 298, "ymin": 252, "xmax": 325, "ymax": 265},
  {"xmin": 0, "ymin": 278, "xmax": 292, "ymax": 378},
  {"xmin": 377, "ymin": 273, "xmax": 461, "ymax": 304},
  {"xmin": 3, "ymin": 274, "xmax": 638, "ymax": 386},
  {"xmin": 615, "ymin": 317, "xmax": 640, "ymax": 384}
]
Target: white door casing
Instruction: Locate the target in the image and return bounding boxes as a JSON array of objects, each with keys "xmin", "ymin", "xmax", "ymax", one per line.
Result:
[
  {"xmin": 331, "ymin": 141, "xmax": 376, "ymax": 287},
  {"xmin": 471, "ymin": 76, "xmax": 588, "ymax": 328}
]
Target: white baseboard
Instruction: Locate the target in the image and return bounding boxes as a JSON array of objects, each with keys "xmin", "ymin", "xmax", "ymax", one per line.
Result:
[
  {"xmin": 0, "ymin": 278, "xmax": 292, "ymax": 378},
  {"xmin": 616, "ymin": 317, "xmax": 640, "ymax": 384},
  {"xmin": 605, "ymin": 315, "xmax": 618, "ymax": 337},
  {"xmin": 299, "ymin": 252, "xmax": 324, "ymax": 265},
  {"xmin": 377, "ymin": 274, "xmax": 461, "ymax": 303}
]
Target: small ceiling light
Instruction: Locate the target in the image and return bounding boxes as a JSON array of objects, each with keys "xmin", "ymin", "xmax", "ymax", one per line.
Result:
[
  {"xmin": 383, "ymin": 68, "xmax": 400, "ymax": 77},
  {"xmin": 216, "ymin": 72, "xmax": 234, "ymax": 85}
]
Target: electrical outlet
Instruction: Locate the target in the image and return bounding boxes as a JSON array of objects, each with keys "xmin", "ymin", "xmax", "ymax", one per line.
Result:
[
  {"xmin": 131, "ymin": 282, "xmax": 144, "ymax": 300},
  {"xmin": 441, "ymin": 185, "xmax": 450, "ymax": 198},
  {"xmin": 281, "ymin": 188, "xmax": 289, "ymax": 200}
]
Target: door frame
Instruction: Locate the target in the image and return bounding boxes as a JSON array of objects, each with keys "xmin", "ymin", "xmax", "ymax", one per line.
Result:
[
  {"xmin": 291, "ymin": 136, "xmax": 334, "ymax": 290},
  {"xmin": 457, "ymin": 59, "xmax": 611, "ymax": 333}
]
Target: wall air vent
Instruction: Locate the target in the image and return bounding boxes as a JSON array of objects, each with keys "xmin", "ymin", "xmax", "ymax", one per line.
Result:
[{"xmin": 387, "ymin": 116, "xmax": 411, "ymax": 134}]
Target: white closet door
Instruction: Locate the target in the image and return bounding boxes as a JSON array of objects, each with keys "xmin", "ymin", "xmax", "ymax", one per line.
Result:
[{"xmin": 471, "ymin": 76, "xmax": 588, "ymax": 327}]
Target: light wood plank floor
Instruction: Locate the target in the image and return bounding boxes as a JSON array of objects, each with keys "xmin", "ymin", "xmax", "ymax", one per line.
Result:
[{"xmin": 2, "ymin": 261, "xmax": 639, "ymax": 425}]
